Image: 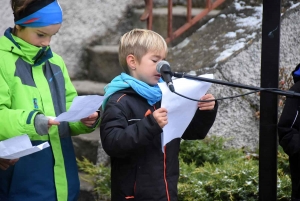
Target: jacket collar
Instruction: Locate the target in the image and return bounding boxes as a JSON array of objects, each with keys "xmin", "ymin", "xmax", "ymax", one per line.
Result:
[{"xmin": 3, "ymin": 27, "xmax": 53, "ymax": 66}]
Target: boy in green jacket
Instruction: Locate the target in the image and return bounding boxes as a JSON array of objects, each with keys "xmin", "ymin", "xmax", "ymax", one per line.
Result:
[{"xmin": 0, "ymin": 0, "xmax": 99, "ymax": 200}]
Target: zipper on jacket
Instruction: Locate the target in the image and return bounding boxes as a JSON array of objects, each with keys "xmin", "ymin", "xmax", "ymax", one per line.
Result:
[
  {"xmin": 291, "ymin": 110, "xmax": 299, "ymax": 128},
  {"xmin": 153, "ymin": 104, "xmax": 170, "ymax": 201},
  {"xmin": 125, "ymin": 177, "xmax": 137, "ymax": 199},
  {"xmin": 33, "ymin": 98, "xmax": 39, "ymax": 109},
  {"xmin": 164, "ymin": 146, "xmax": 171, "ymax": 201}
]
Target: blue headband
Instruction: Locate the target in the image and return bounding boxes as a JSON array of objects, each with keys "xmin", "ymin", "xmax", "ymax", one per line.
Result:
[{"xmin": 15, "ymin": 0, "xmax": 63, "ymax": 27}]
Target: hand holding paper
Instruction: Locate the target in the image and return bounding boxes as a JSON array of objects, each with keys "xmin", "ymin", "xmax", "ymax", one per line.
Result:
[
  {"xmin": 198, "ymin": 93, "xmax": 216, "ymax": 110},
  {"xmin": 80, "ymin": 111, "xmax": 99, "ymax": 127},
  {"xmin": 0, "ymin": 158, "xmax": 19, "ymax": 170},
  {"xmin": 0, "ymin": 135, "xmax": 50, "ymax": 159},
  {"xmin": 50, "ymin": 95, "xmax": 104, "ymax": 122},
  {"xmin": 152, "ymin": 108, "xmax": 168, "ymax": 128}
]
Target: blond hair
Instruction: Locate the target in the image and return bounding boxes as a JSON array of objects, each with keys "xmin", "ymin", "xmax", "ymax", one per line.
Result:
[{"xmin": 119, "ymin": 29, "xmax": 168, "ymax": 74}]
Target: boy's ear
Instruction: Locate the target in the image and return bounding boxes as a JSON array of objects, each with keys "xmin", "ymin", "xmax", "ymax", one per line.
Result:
[
  {"xmin": 15, "ymin": 25, "xmax": 21, "ymax": 31},
  {"xmin": 126, "ymin": 54, "xmax": 137, "ymax": 70}
]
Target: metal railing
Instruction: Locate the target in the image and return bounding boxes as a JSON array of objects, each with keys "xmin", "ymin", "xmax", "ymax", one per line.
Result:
[{"xmin": 142, "ymin": 0, "xmax": 225, "ymax": 43}]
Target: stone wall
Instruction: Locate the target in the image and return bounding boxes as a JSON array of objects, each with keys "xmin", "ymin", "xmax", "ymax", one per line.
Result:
[
  {"xmin": 0, "ymin": 0, "xmax": 136, "ymax": 79},
  {"xmin": 210, "ymin": 4, "xmax": 300, "ymax": 150},
  {"xmin": 205, "ymin": 4, "xmax": 300, "ymax": 150}
]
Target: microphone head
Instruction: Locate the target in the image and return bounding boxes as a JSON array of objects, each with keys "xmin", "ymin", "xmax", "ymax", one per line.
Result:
[{"xmin": 156, "ymin": 60, "xmax": 170, "ymax": 73}]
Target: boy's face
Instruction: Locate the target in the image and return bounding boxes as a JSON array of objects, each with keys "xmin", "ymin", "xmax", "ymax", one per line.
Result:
[
  {"xmin": 130, "ymin": 51, "xmax": 166, "ymax": 86},
  {"xmin": 15, "ymin": 24, "xmax": 61, "ymax": 47}
]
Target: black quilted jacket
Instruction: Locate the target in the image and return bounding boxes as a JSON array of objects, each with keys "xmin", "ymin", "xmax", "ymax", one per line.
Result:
[
  {"xmin": 278, "ymin": 64, "xmax": 300, "ymax": 199},
  {"xmin": 100, "ymin": 88, "xmax": 218, "ymax": 201}
]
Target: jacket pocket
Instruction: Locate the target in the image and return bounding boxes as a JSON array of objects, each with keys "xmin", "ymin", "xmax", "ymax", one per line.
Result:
[{"xmin": 114, "ymin": 164, "xmax": 137, "ymax": 199}]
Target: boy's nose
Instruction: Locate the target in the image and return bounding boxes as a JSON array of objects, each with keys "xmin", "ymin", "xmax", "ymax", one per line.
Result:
[{"xmin": 41, "ymin": 38, "xmax": 51, "ymax": 47}]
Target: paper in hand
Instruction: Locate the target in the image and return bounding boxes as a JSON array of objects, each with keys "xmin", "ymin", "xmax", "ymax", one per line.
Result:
[
  {"xmin": 53, "ymin": 95, "xmax": 105, "ymax": 122},
  {"xmin": 158, "ymin": 74, "xmax": 213, "ymax": 152},
  {"xmin": 0, "ymin": 134, "xmax": 50, "ymax": 159}
]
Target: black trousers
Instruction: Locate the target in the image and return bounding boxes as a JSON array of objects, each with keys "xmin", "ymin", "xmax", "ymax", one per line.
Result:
[{"xmin": 289, "ymin": 153, "xmax": 300, "ymax": 199}]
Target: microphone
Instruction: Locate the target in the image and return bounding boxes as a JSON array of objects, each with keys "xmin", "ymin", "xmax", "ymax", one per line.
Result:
[{"xmin": 156, "ymin": 60, "xmax": 175, "ymax": 92}]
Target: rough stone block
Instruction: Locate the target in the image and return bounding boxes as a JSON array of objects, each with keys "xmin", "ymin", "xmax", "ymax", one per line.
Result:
[
  {"xmin": 72, "ymin": 80, "xmax": 107, "ymax": 96},
  {"xmin": 72, "ymin": 127, "xmax": 100, "ymax": 164},
  {"xmin": 85, "ymin": 46, "xmax": 121, "ymax": 83}
]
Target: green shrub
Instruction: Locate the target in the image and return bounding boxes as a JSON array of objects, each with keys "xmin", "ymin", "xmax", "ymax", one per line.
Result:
[
  {"xmin": 77, "ymin": 157, "xmax": 111, "ymax": 200},
  {"xmin": 179, "ymin": 135, "xmax": 241, "ymax": 166},
  {"xmin": 178, "ymin": 138, "xmax": 291, "ymax": 201},
  {"xmin": 178, "ymin": 137, "xmax": 259, "ymax": 201},
  {"xmin": 178, "ymin": 156, "xmax": 259, "ymax": 200},
  {"xmin": 77, "ymin": 136, "xmax": 292, "ymax": 200}
]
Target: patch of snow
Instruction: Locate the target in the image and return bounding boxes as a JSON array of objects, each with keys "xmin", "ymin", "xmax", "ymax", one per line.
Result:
[
  {"xmin": 215, "ymin": 42, "xmax": 245, "ymax": 62},
  {"xmin": 289, "ymin": 2, "xmax": 300, "ymax": 10},
  {"xmin": 188, "ymin": 70, "xmax": 197, "ymax": 75},
  {"xmin": 236, "ymin": 16, "xmax": 261, "ymax": 28},
  {"xmin": 177, "ymin": 38, "xmax": 190, "ymax": 49},
  {"xmin": 197, "ymin": 24, "xmax": 207, "ymax": 31},
  {"xmin": 209, "ymin": 45, "xmax": 219, "ymax": 50},
  {"xmin": 224, "ymin": 32, "xmax": 237, "ymax": 38},
  {"xmin": 246, "ymin": 32, "xmax": 257, "ymax": 39},
  {"xmin": 232, "ymin": 1, "xmax": 262, "ymax": 29},
  {"xmin": 234, "ymin": 2, "xmax": 244, "ymax": 11},
  {"xmin": 227, "ymin": 13, "xmax": 237, "ymax": 18},
  {"xmin": 238, "ymin": 38, "xmax": 246, "ymax": 42},
  {"xmin": 208, "ymin": 18, "xmax": 215, "ymax": 23},
  {"xmin": 236, "ymin": 29, "xmax": 245, "ymax": 33}
]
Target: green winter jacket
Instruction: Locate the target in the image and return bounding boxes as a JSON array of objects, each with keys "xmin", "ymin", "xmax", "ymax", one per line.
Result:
[{"xmin": 0, "ymin": 28, "xmax": 96, "ymax": 201}]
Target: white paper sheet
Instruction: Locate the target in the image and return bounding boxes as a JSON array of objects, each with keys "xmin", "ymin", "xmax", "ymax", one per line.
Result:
[
  {"xmin": 54, "ymin": 95, "xmax": 105, "ymax": 122},
  {"xmin": 0, "ymin": 135, "xmax": 50, "ymax": 159},
  {"xmin": 158, "ymin": 74, "xmax": 213, "ymax": 152}
]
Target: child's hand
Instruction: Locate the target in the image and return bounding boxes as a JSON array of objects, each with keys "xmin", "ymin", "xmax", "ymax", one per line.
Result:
[
  {"xmin": 48, "ymin": 118, "xmax": 60, "ymax": 128},
  {"xmin": 0, "ymin": 158, "xmax": 19, "ymax": 170},
  {"xmin": 81, "ymin": 112, "xmax": 99, "ymax": 127},
  {"xmin": 198, "ymin": 94, "xmax": 215, "ymax": 110},
  {"xmin": 48, "ymin": 119, "xmax": 60, "ymax": 127},
  {"xmin": 153, "ymin": 108, "xmax": 168, "ymax": 128}
]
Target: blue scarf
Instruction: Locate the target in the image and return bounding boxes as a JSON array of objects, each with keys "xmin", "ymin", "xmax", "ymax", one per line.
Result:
[{"xmin": 102, "ymin": 73, "xmax": 163, "ymax": 109}]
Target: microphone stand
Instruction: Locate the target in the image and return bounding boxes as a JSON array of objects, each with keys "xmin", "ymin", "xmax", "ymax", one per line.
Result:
[{"xmin": 173, "ymin": 72, "xmax": 300, "ymax": 98}]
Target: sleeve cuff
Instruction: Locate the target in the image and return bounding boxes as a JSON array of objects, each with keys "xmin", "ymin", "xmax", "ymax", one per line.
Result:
[{"xmin": 34, "ymin": 114, "xmax": 49, "ymax": 135}]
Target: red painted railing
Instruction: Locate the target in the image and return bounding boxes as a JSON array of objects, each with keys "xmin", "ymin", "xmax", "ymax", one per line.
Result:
[{"xmin": 141, "ymin": 0, "xmax": 225, "ymax": 43}]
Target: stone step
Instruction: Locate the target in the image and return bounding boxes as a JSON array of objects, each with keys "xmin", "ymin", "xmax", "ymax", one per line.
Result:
[
  {"xmin": 84, "ymin": 6, "xmax": 221, "ymax": 83},
  {"xmin": 78, "ymin": 172, "xmax": 97, "ymax": 201},
  {"xmin": 85, "ymin": 46, "xmax": 120, "ymax": 83},
  {"xmin": 74, "ymin": 128, "xmax": 110, "ymax": 200},
  {"xmin": 78, "ymin": 172, "xmax": 110, "ymax": 201},
  {"xmin": 72, "ymin": 80, "xmax": 107, "ymax": 96},
  {"xmin": 72, "ymin": 127, "xmax": 101, "ymax": 165}
]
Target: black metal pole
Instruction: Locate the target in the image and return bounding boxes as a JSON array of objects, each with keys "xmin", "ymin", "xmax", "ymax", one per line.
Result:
[{"xmin": 259, "ymin": 0, "xmax": 281, "ymax": 199}]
